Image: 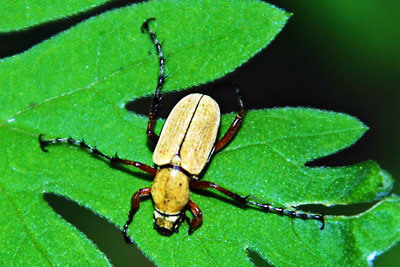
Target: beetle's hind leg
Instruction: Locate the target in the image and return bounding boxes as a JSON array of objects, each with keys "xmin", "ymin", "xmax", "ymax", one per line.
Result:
[
  {"xmin": 245, "ymin": 196, "xmax": 325, "ymax": 230},
  {"xmin": 38, "ymin": 134, "xmax": 157, "ymax": 175},
  {"xmin": 190, "ymin": 180, "xmax": 325, "ymax": 230},
  {"xmin": 214, "ymin": 86, "xmax": 246, "ymax": 153},
  {"xmin": 142, "ymin": 18, "xmax": 167, "ymax": 145},
  {"xmin": 123, "ymin": 187, "xmax": 152, "ymax": 243}
]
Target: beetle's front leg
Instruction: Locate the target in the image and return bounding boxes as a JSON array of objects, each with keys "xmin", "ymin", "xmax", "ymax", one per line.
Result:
[
  {"xmin": 187, "ymin": 199, "xmax": 203, "ymax": 235},
  {"xmin": 38, "ymin": 134, "xmax": 157, "ymax": 176},
  {"xmin": 123, "ymin": 187, "xmax": 152, "ymax": 244}
]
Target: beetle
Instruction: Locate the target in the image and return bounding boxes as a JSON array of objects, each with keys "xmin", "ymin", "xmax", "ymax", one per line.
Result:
[{"xmin": 39, "ymin": 18, "xmax": 324, "ymax": 242}]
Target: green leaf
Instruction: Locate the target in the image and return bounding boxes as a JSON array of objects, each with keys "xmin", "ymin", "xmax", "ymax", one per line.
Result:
[
  {"xmin": 212, "ymin": 109, "xmax": 393, "ymax": 206},
  {"xmin": 0, "ymin": 0, "xmax": 289, "ymax": 121},
  {"xmin": 0, "ymin": 0, "xmax": 111, "ymax": 32},
  {"xmin": 1, "ymin": 0, "xmax": 399, "ymax": 266}
]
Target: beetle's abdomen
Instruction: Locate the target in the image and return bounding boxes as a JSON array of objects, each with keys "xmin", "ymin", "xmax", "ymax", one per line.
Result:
[
  {"xmin": 153, "ymin": 93, "xmax": 220, "ymax": 175},
  {"xmin": 151, "ymin": 168, "xmax": 190, "ymax": 214}
]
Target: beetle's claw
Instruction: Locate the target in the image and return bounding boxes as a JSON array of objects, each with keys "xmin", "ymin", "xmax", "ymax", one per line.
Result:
[
  {"xmin": 141, "ymin": 17, "xmax": 156, "ymax": 33},
  {"xmin": 38, "ymin": 134, "xmax": 49, "ymax": 152}
]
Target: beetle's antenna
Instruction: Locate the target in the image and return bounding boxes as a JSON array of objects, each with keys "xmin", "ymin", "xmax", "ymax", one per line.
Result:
[{"xmin": 142, "ymin": 18, "xmax": 166, "ymax": 144}]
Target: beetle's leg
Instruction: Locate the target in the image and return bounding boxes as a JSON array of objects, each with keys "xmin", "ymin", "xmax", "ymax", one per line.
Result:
[
  {"xmin": 123, "ymin": 187, "xmax": 152, "ymax": 244},
  {"xmin": 187, "ymin": 199, "xmax": 203, "ymax": 235},
  {"xmin": 214, "ymin": 86, "xmax": 246, "ymax": 153},
  {"xmin": 171, "ymin": 212, "xmax": 188, "ymax": 233},
  {"xmin": 39, "ymin": 134, "xmax": 157, "ymax": 176},
  {"xmin": 190, "ymin": 180, "xmax": 325, "ymax": 230},
  {"xmin": 142, "ymin": 18, "xmax": 167, "ymax": 145}
]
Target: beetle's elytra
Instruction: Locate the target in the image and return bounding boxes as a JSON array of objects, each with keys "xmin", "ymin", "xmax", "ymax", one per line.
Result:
[
  {"xmin": 39, "ymin": 18, "xmax": 324, "ymax": 241},
  {"xmin": 153, "ymin": 93, "xmax": 220, "ymax": 174}
]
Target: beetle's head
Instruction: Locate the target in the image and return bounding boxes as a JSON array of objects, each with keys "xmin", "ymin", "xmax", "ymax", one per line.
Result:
[{"xmin": 153, "ymin": 210, "xmax": 181, "ymax": 236}]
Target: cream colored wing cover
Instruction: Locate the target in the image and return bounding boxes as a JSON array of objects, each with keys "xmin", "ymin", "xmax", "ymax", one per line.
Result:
[{"xmin": 153, "ymin": 94, "xmax": 220, "ymax": 175}]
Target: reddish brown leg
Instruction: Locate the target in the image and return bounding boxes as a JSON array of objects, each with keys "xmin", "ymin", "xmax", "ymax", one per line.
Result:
[
  {"xmin": 111, "ymin": 157, "xmax": 157, "ymax": 176},
  {"xmin": 190, "ymin": 180, "xmax": 247, "ymax": 203},
  {"xmin": 190, "ymin": 180, "xmax": 325, "ymax": 230},
  {"xmin": 39, "ymin": 135, "xmax": 157, "ymax": 176},
  {"xmin": 187, "ymin": 199, "xmax": 203, "ymax": 235},
  {"xmin": 214, "ymin": 86, "xmax": 246, "ymax": 153},
  {"xmin": 142, "ymin": 18, "xmax": 166, "ymax": 145},
  {"xmin": 123, "ymin": 187, "xmax": 152, "ymax": 244},
  {"xmin": 147, "ymin": 111, "xmax": 160, "ymax": 145}
]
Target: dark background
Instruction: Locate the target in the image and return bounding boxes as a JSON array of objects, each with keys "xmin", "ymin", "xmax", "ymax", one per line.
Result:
[{"xmin": 2, "ymin": 0, "xmax": 398, "ymax": 266}]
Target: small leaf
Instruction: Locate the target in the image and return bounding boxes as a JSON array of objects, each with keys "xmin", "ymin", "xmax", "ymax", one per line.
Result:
[{"xmin": 0, "ymin": 0, "xmax": 111, "ymax": 32}]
